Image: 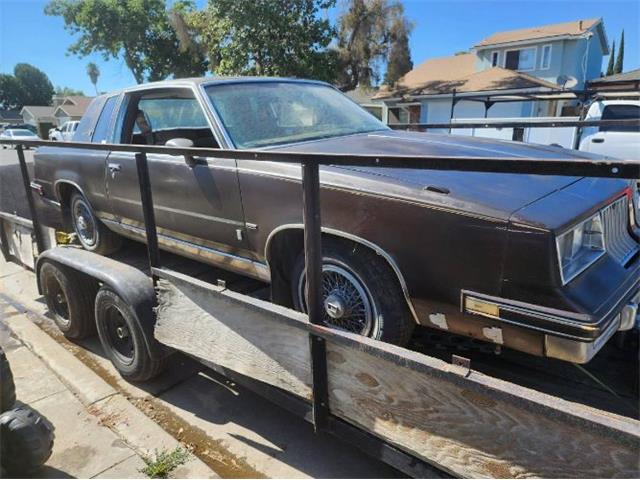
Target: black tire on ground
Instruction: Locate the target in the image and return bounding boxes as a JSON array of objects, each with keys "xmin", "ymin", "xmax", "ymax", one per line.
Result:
[
  {"xmin": 95, "ymin": 286, "xmax": 166, "ymax": 382},
  {"xmin": 0, "ymin": 406, "xmax": 55, "ymax": 475},
  {"xmin": 39, "ymin": 262, "xmax": 98, "ymax": 339},
  {"xmin": 291, "ymin": 238, "xmax": 415, "ymax": 346},
  {"xmin": 0, "ymin": 348, "xmax": 16, "ymax": 413},
  {"xmin": 69, "ymin": 192, "xmax": 121, "ymax": 255}
]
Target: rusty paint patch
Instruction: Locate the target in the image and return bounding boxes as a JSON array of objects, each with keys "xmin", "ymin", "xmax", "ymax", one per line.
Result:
[
  {"xmin": 460, "ymin": 389, "xmax": 496, "ymax": 408},
  {"xmin": 355, "ymin": 372, "xmax": 380, "ymax": 388}
]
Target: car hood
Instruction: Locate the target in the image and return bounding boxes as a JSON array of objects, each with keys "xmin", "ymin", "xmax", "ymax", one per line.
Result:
[{"xmin": 271, "ymin": 130, "xmax": 607, "ymax": 221}]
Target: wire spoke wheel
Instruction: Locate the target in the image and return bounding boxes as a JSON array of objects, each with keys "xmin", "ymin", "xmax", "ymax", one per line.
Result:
[
  {"xmin": 73, "ymin": 200, "xmax": 97, "ymax": 247},
  {"xmin": 297, "ymin": 263, "xmax": 376, "ymax": 336}
]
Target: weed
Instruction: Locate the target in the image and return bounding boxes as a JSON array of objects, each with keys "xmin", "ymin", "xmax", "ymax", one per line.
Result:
[{"xmin": 140, "ymin": 446, "xmax": 191, "ymax": 478}]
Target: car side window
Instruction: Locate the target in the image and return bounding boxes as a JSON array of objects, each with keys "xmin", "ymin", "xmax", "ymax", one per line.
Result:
[
  {"xmin": 599, "ymin": 105, "xmax": 640, "ymax": 133},
  {"xmin": 121, "ymin": 90, "xmax": 218, "ymax": 148},
  {"xmin": 92, "ymin": 96, "xmax": 118, "ymax": 143}
]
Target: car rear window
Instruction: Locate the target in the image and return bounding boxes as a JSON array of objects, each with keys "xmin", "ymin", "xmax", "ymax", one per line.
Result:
[
  {"xmin": 600, "ymin": 104, "xmax": 640, "ymax": 132},
  {"xmin": 92, "ymin": 96, "xmax": 119, "ymax": 143}
]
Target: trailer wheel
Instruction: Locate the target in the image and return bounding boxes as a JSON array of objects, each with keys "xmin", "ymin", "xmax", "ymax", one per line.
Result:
[
  {"xmin": 95, "ymin": 287, "xmax": 166, "ymax": 381},
  {"xmin": 291, "ymin": 238, "xmax": 414, "ymax": 346},
  {"xmin": 39, "ymin": 262, "xmax": 97, "ymax": 339},
  {"xmin": 0, "ymin": 348, "xmax": 16, "ymax": 413},
  {"xmin": 70, "ymin": 192, "xmax": 121, "ymax": 255},
  {"xmin": 0, "ymin": 406, "xmax": 54, "ymax": 475}
]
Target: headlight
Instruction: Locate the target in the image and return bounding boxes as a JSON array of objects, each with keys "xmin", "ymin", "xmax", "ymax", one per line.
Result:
[{"xmin": 556, "ymin": 213, "xmax": 606, "ymax": 284}]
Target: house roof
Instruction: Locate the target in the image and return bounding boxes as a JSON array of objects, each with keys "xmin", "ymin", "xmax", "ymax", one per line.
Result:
[
  {"xmin": 53, "ymin": 96, "xmax": 94, "ymax": 118},
  {"xmin": 474, "ymin": 18, "xmax": 602, "ymax": 48},
  {"xmin": 589, "ymin": 68, "xmax": 640, "ymax": 84},
  {"xmin": 345, "ymin": 87, "xmax": 382, "ymax": 105},
  {"xmin": 375, "ymin": 53, "xmax": 560, "ymax": 99},
  {"xmin": 20, "ymin": 106, "xmax": 56, "ymax": 121},
  {"xmin": 0, "ymin": 110, "xmax": 23, "ymax": 122}
]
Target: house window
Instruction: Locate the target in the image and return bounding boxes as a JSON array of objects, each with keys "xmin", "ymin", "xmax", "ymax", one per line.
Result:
[
  {"xmin": 540, "ymin": 45, "xmax": 552, "ymax": 70},
  {"xmin": 504, "ymin": 47, "xmax": 536, "ymax": 71},
  {"xmin": 491, "ymin": 51, "xmax": 499, "ymax": 67}
]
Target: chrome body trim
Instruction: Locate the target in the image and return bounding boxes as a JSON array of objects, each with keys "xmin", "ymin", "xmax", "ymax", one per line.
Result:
[
  {"xmin": 545, "ymin": 315, "xmax": 621, "ymax": 363},
  {"xmin": 102, "ymin": 218, "xmax": 270, "ymax": 282},
  {"xmin": 264, "ymin": 223, "xmax": 420, "ymax": 325}
]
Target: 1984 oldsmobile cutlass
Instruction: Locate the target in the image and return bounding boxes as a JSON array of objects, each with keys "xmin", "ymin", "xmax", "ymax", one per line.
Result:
[{"xmin": 32, "ymin": 78, "xmax": 640, "ymax": 363}]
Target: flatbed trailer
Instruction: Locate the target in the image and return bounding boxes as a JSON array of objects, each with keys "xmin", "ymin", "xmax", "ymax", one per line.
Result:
[{"xmin": 1, "ymin": 138, "xmax": 639, "ymax": 478}]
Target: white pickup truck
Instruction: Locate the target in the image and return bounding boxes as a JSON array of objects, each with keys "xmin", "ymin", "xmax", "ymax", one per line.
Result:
[{"xmin": 578, "ymin": 99, "xmax": 640, "ymax": 160}]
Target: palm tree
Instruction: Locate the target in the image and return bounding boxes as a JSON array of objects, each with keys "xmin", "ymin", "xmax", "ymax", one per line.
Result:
[{"xmin": 86, "ymin": 62, "xmax": 100, "ymax": 94}]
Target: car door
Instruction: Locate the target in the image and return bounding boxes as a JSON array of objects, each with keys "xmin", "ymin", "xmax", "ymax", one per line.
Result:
[
  {"xmin": 581, "ymin": 103, "xmax": 640, "ymax": 160},
  {"xmin": 105, "ymin": 87, "xmax": 251, "ymax": 261}
]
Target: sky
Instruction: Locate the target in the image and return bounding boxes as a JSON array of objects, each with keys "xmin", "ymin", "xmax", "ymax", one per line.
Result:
[{"xmin": 1, "ymin": 0, "xmax": 638, "ymax": 96}]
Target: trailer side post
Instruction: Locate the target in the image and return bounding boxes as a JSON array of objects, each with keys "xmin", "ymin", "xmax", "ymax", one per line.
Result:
[
  {"xmin": 135, "ymin": 152, "xmax": 160, "ymax": 285},
  {"xmin": 301, "ymin": 161, "xmax": 330, "ymax": 432},
  {"xmin": 16, "ymin": 145, "xmax": 46, "ymax": 255}
]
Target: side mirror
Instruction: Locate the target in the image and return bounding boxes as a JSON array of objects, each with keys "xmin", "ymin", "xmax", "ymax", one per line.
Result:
[{"xmin": 165, "ymin": 138, "xmax": 196, "ymax": 167}]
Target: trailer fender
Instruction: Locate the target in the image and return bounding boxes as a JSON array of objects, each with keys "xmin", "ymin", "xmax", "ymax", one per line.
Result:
[{"xmin": 36, "ymin": 247, "xmax": 166, "ymax": 359}]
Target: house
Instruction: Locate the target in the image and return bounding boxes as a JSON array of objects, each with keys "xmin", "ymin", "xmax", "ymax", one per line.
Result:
[
  {"xmin": 0, "ymin": 110, "xmax": 24, "ymax": 130},
  {"xmin": 52, "ymin": 95, "xmax": 94, "ymax": 126},
  {"xmin": 20, "ymin": 95, "xmax": 93, "ymax": 139},
  {"xmin": 588, "ymin": 68, "xmax": 640, "ymax": 94},
  {"xmin": 20, "ymin": 106, "xmax": 56, "ymax": 138},
  {"xmin": 345, "ymin": 87, "xmax": 385, "ymax": 120},
  {"xmin": 376, "ymin": 18, "xmax": 609, "ymax": 127}
]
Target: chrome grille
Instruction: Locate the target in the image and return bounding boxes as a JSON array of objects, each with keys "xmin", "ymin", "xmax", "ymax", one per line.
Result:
[{"xmin": 602, "ymin": 197, "xmax": 639, "ymax": 265}]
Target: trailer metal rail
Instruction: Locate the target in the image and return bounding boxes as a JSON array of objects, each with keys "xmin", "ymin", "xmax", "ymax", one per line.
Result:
[{"xmin": 2, "ymin": 137, "xmax": 639, "ymax": 478}]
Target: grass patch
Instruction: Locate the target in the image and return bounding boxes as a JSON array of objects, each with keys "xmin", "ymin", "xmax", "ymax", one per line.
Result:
[{"xmin": 141, "ymin": 447, "xmax": 191, "ymax": 478}]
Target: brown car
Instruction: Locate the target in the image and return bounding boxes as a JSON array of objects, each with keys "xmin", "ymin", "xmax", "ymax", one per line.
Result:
[{"xmin": 32, "ymin": 78, "xmax": 640, "ymax": 363}]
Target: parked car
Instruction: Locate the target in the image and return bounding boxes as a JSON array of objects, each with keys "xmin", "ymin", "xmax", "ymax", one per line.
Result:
[
  {"xmin": 578, "ymin": 99, "xmax": 640, "ymax": 160},
  {"xmin": 49, "ymin": 121, "xmax": 80, "ymax": 141},
  {"xmin": 0, "ymin": 128, "xmax": 40, "ymax": 149},
  {"xmin": 31, "ymin": 78, "xmax": 640, "ymax": 363}
]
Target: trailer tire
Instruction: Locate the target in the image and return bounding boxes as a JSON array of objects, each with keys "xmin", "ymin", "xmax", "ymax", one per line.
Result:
[
  {"xmin": 291, "ymin": 238, "xmax": 414, "ymax": 346},
  {"xmin": 0, "ymin": 348, "xmax": 16, "ymax": 413},
  {"xmin": 70, "ymin": 192, "xmax": 121, "ymax": 255},
  {"xmin": 95, "ymin": 287, "xmax": 166, "ymax": 382},
  {"xmin": 40, "ymin": 262, "xmax": 97, "ymax": 339},
  {"xmin": 0, "ymin": 406, "xmax": 54, "ymax": 475}
]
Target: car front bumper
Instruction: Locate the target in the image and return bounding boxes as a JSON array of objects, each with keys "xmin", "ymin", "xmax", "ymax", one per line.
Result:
[{"xmin": 461, "ymin": 282, "xmax": 640, "ymax": 363}]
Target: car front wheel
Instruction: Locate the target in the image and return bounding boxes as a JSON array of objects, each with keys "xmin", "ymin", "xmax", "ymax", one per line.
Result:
[
  {"xmin": 291, "ymin": 239, "xmax": 414, "ymax": 346},
  {"xmin": 69, "ymin": 192, "xmax": 121, "ymax": 255}
]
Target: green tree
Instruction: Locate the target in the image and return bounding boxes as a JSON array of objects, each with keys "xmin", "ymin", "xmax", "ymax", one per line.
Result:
[
  {"xmin": 186, "ymin": 0, "xmax": 336, "ymax": 82},
  {"xmin": 335, "ymin": 0, "xmax": 409, "ymax": 91},
  {"xmin": 383, "ymin": 11, "xmax": 413, "ymax": 86},
  {"xmin": 55, "ymin": 86, "xmax": 85, "ymax": 96},
  {"xmin": 14, "ymin": 63, "xmax": 55, "ymax": 105},
  {"xmin": 86, "ymin": 62, "xmax": 100, "ymax": 94},
  {"xmin": 0, "ymin": 74, "xmax": 23, "ymax": 109},
  {"xmin": 606, "ymin": 40, "xmax": 615, "ymax": 76},
  {"xmin": 45, "ymin": 0, "xmax": 207, "ymax": 84},
  {"xmin": 614, "ymin": 30, "xmax": 624, "ymax": 74}
]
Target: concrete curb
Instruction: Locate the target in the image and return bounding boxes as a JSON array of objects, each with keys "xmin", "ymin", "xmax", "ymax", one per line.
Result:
[{"xmin": 3, "ymin": 308, "xmax": 218, "ymax": 479}]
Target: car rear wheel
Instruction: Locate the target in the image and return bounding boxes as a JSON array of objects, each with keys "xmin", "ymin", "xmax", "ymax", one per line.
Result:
[
  {"xmin": 70, "ymin": 192, "xmax": 121, "ymax": 255},
  {"xmin": 291, "ymin": 239, "xmax": 414, "ymax": 346}
]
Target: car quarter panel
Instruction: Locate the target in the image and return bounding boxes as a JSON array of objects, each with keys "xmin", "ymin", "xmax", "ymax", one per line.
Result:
[{"xmin": 237, "ymin": 160, "xmax": 509, "ymax": 320}]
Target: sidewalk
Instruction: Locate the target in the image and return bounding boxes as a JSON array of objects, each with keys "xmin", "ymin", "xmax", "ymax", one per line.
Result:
[{"xmin": 0, "ymin": 303, "xmax": 148, "ymax": 478}]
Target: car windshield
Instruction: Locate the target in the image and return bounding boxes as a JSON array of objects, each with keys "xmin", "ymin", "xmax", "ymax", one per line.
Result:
[
  {"xmin": 205, "ymin": 81, "xmax": 388, "ymax": 148},
  {"xmin": 10, "ymin": 129, "xmax": 34, "ymax": 136}
]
